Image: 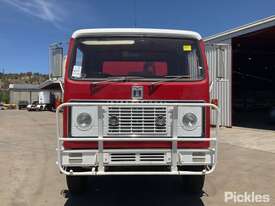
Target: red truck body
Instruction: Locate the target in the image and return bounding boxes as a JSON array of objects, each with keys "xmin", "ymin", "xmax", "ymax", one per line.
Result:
[
  {"xmin": 63, "ymin": 38, "xmax": 210, "ymax": 149},
  {"xmin": 56, "ymin": 29, "xmax": 219, "ymax": 194}
]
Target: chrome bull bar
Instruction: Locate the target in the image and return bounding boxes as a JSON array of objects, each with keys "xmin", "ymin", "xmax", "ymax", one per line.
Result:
[{"xmin": 56, "ymin": 102, "xmax": 220, "ymax": 176}]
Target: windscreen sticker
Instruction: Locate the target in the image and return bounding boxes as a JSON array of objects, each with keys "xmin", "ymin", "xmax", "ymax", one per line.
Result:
[
  {"xmin": 72, "ymin": 65, "xmax": 82, "ymax": 78},
  {"xmin": 183, "ymin": 44, "xmax": 192, "ymax": 52}
]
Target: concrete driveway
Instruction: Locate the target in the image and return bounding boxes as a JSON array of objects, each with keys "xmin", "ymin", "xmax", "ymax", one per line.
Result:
[{"xmin": 0, "ymin": 110, "xmax": 274, "ymax": 206}]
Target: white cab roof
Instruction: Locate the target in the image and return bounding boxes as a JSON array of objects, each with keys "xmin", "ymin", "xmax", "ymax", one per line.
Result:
[{"xmin": 72, "ymin": 28, "xmax": 202, "ymax": 40}]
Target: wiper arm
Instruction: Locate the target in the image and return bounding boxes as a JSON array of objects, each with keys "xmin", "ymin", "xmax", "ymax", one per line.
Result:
[
  {"xmin": 92, "ymin": 76, "xmax": 145, "ymax": 86},
  {"xmin": 92, "ymin": 76, "xmax": 127, "ymax": 86},
  {"xmin": 149, "ymin": 75, "xmax": 191, "ymax": 93},
  {"xmin": 151, "ymin": 75, "xmax": 191, "ymax": 86}
]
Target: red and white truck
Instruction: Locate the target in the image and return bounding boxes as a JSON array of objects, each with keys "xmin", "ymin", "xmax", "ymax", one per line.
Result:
[{"xmin": 56, "ymin": 28, "xmax": 219, "ymax": 194}]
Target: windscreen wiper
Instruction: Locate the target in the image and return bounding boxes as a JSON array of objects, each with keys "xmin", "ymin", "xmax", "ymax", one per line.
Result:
[
  {"xmin": 92, "ymin": 76, "xmax": 127, "ymax": 86},
  {"xmin": 151, "ymin": 75, "xmax": 191, "ymax": 85},
  {"xmin": 149, "ymin": 75, "xmax": 191, "ymax": 93},
  {"xmin": 92, "ymin": 76, "xmax": 145, "ymax": 86}
]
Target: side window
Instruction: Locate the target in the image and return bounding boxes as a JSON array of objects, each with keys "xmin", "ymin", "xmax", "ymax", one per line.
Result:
[
  {"xmin": 75, "ymin": 48, "xmax": 83, "ymax": 67},
  {"xmin": 187, "ymin": 48, "xmax": 200, "ymax": 79},
  {"xmin": 71, "ymin": 48, "xmax": 84, "ymax": 78}
]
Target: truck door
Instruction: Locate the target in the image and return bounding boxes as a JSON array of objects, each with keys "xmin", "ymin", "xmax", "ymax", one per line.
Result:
[{"xmin": 205, "ymin": 44, "xmax": 232, "ymax": 127}]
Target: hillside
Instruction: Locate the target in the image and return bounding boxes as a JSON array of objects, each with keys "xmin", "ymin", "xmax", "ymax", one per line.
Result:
[{"xmin": 0, "ymin": 72, "xmax": 48, "ymax": 89}]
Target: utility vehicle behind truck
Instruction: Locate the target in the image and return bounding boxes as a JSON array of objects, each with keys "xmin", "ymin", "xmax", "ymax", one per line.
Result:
[
  {"xmin": 18, "ymin": 100, "xmax": 28, "ymax": 110},
  {"xmin": 56, "ymin": 28, "xmax": 219, "ymax": 194}
]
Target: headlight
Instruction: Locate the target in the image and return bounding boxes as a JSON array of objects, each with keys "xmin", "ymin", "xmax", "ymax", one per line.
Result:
[
  {"xmin": 182, "ymin": 112, "xmax": 198, "ymax": 131},
  {"xmin": 76, "ymin": 112, "xmax": 92, "ymax": 130}
]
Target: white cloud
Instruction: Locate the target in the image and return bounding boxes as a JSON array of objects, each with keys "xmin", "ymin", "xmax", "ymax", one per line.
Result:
[{"xmin": 2, "ymin": 0, "xmax": 65, "ymax": 28}]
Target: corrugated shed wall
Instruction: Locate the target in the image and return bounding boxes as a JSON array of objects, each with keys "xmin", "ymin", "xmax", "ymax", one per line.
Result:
[
  {"xmin": 206, "ymin": 44, "xmax": 232, "ymax": 127},
  {"xmin": 30, "ymin": 92, "xmax": 39, "ymax": 103},
  {"xmin": 9, "ymin": 91, "xmax": 39, "ymax": 106}
]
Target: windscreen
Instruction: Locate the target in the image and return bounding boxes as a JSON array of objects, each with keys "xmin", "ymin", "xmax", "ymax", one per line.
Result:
[{"xmin": 70, "ymin": 37, "xmax": 204, "ymax": 81}]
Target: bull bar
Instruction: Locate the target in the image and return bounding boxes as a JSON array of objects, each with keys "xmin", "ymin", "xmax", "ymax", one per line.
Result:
[{"xmin": 56, "ymin": 102, "xmax": 219, "ymax": 176}]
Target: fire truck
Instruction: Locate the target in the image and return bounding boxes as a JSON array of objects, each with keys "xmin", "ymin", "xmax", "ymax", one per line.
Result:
[{"xmin": 56, "ymin": 28, "xmax": 219, "ymax": 194}]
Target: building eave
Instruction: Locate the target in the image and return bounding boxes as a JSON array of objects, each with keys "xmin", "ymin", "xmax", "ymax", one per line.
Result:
[
  {"xmin": 39, "ymin": 80, "xmax": 62, "ymax": 90},
  {"xmin": 204, "ymin": 15, "xmax": 275, "ymax": 42}
]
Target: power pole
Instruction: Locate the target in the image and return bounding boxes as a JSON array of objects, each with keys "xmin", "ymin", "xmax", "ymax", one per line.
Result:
[{"xmin": 133, "ymin": 0, "xmax": 137, "ymax": 28}]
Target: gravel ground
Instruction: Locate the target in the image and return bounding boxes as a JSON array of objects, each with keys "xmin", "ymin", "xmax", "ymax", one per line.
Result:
[{"xmin": 0, "ymin": 110, "xmax": 274, "ymax": 206}]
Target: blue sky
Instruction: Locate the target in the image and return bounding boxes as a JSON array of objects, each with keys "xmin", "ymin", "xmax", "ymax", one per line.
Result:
[{"xmin": 1, "ymin": 0, "xmax": 275, "ymax": 74}]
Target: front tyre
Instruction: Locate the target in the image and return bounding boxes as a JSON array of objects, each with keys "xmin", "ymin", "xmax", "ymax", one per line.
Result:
[
  {"xmin": 66, "ymin": 175, "xmax": 87, "ymax": 195},
  {"xmin": 182, "ymin": 175, "xmax": 205, "ymax": 194}
]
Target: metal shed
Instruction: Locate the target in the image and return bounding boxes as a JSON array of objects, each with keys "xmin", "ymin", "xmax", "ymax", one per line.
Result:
[
  {"xmin": 9, "ymin": 84, "xmax": 40, "ymax": 107},
  {"xmin": 204, "ymin": 16, "xmax": 275, "ymax": 128}
]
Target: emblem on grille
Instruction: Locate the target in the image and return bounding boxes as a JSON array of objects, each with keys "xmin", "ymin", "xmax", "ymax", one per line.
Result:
[{"xmin": 132, "ymin": 86, "xmax": 143, "ymax": 100}]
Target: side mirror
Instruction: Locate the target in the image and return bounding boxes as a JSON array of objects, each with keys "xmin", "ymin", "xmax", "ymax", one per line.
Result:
[{"xmin": 49, "ymin": 43, "xmax": 63, "ymax": 79}]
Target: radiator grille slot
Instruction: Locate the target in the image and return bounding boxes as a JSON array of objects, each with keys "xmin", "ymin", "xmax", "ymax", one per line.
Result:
[
  {"xmin": 68, "ymin": 153, "xmax": 83, "ymax": 164},
  {"xmin": 109, "ymin": 153, "xmax": 166, "ymax": 163},
  {"xmin": 111, "ymin": 153, "xmax": 136, "ymax": 162},
  {"xmin": 108, "ymin": 107, "xmax": 167, "ymax": 135},
  {"xmin": 140, "ymin": 153, "xmax": 165, "ymax": 162}
]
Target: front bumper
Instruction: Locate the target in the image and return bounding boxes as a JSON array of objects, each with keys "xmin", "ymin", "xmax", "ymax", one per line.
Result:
[{"xmin": 56, "ymin": 102, "xmax": 219, "ymax": 176}]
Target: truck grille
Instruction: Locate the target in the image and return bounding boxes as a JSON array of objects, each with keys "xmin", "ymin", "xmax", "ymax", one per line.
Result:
[
  {"xmin": 103, "ymin": 151, "xmax": 171, "ymax": 165},
  {"xmin": 107, "ymin": 106, "xmax": 167, "ymax": 135},
  {"xmin": 110, "ymin": 153, "xmax": 166, "ymax": 162}
]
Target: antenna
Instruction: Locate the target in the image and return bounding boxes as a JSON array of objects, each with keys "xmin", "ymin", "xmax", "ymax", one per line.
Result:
[{"xmin": 133, "ymin": 0, "xmax": 137, "ymax": 28}]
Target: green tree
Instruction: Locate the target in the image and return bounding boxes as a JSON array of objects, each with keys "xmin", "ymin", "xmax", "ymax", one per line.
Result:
[{"xmin": 0, "ymin": 91, "xmax": 9, "ymax": 103}]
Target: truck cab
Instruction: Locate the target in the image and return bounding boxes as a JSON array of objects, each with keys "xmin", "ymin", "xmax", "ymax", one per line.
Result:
[{"xmin": 56, "ymin": 28, "xmax": 219, "ymax": 194}]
